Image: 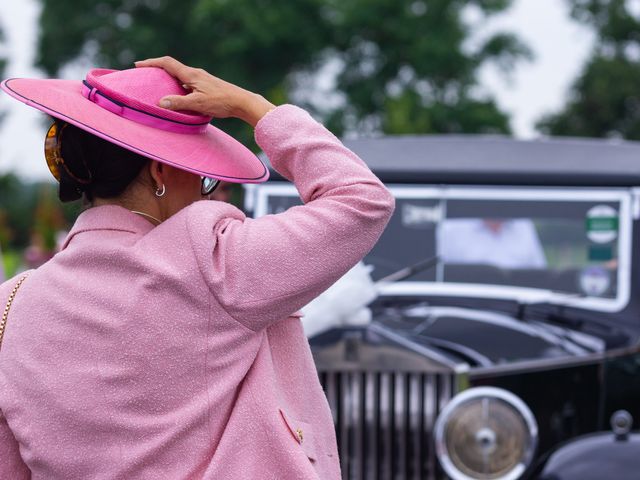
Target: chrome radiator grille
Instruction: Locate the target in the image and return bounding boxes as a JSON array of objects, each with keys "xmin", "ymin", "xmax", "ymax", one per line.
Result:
[{"xmin": 319, "ymin": 370, "xmax": 457, "ymax": 480}]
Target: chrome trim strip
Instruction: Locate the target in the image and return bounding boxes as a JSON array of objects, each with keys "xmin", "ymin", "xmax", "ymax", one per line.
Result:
[
  {"xmin": 380, "ymin": 373, "xmax": 392, "ymax": 479},
  {"xmin": 395, "ymin": 373, "xmax": 407, "ymax": 476},
  {"xmin": 424, "ymin": 375, "xmax": 437, "ymax": 480},
  {"xmin": 364, "ymin": 372, "xmax": 377, "ymax": 480},
  {"xmin": 409, "ymin": 374, "xmax": 421, "ymax": 480},
  {"xmin": 351, "ymin": 372, "xmax": 362, "ymax": 479},
  {"xmin": 470, "ymin": 343, "xmax": 640, "ymax": 378},
  {"xmin": 339, "ymin": 373, "xmax": 349, "ymax": 477}
]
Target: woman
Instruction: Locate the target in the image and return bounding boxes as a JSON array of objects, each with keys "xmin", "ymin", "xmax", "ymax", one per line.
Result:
[{"xmin": 0, "ymin": 57, "xmax": 394, "ymax": 479}]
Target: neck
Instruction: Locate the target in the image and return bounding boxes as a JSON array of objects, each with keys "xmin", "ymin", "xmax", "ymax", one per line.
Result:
[{"xmin": 92, "ymin": 195, "xmax": 164, "ymax": 225}]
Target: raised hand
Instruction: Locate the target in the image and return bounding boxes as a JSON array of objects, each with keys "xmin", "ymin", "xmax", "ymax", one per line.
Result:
[{"xmin": 134, "ymin": 56, "xmax": 276, "ymax": 127}]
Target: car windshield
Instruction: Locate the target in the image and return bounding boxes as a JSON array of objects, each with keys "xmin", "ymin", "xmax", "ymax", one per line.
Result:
[{"xmin": 251, "ymin": 185, "xmax": 632, "ymax": 310}]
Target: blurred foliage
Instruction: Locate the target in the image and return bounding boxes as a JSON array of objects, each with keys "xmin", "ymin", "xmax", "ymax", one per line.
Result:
[
  {"xmin": 36, "ymin": 0, "xmax": 531, "ymax": 142},
  {"xmin": 0, "ymin": 173, "xmax": 38, "ymax": 250},
  {"xmin": 538, "ymin": 0, "xmax": 640, "ymax": 139},
  {"xmin": 0, "ymin": 174, "xmax": 78, "ymax": 257},
  {"xmin": 2, "ymin": 249, "xmax": 22, "ymax": 279},
  {"xmin": 33, "ymin": 185, "xmax": 68, "ymax": 250}
]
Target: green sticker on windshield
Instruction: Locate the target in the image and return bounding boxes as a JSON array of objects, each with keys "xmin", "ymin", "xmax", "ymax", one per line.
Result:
[
  {"xmin": 586, "ymin": 205, "xmax": 618, "ymax": 244},
  {"xmin": 588, "ymin": 244, "xmax": 613, "ymax": 262}
]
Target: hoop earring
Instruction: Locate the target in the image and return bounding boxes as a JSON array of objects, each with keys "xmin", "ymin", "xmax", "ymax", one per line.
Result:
[{"xmin": 155, "ymin": 184, "xmax": 166, "ymax": 197}]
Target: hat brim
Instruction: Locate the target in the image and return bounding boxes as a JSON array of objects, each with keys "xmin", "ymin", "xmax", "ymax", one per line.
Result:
[{"xmin": 1, "ymin": 78, "xmax": 269, "ymax": 183}]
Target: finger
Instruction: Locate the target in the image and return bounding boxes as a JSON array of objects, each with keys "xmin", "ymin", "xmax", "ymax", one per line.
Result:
[
  {"xmin": 159, "ymin": 94, "xmax": 195, "ymax": 111},
  {"xmin": 134, "ymin": 56, "xmax": 190, "ymax": 81}
]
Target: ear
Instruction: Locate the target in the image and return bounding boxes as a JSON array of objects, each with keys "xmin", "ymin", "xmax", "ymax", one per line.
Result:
[{"xmin": 148, "ymin": 161, "xmax": 164, "ymax": 188}]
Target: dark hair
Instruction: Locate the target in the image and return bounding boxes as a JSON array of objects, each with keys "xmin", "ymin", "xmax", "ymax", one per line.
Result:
[{"xmin": 54, "ymin": 119, "xmax": 149, "ymax": 203}]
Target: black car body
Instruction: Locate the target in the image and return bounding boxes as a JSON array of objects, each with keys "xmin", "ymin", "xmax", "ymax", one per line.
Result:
[{"xmin": 245, "ymin": 135, "xmax": 640, "ymax": 480}]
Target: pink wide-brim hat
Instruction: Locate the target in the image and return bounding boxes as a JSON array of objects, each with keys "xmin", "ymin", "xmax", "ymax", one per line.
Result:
[{"xmin": 0, "ymin": 67, "xmax": 269, "ymax": 183}]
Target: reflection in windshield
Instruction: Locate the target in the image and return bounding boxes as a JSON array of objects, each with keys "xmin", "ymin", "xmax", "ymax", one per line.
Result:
[
  {"xmin": 439, "ymin": 219, "xmax": 547, "ymax": 269},
  {"xmin": 364, "ymin": 195, "xmax": 621, "ymax": 299},
  {"xmin": 261, "ymin": 189, "xmax": 624, "ymax": 301}
]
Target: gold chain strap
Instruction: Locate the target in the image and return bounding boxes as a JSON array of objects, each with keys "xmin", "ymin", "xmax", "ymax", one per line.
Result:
[{"xmin": 0, "ymin": 275, "xmax": 28, "ymax": 351}]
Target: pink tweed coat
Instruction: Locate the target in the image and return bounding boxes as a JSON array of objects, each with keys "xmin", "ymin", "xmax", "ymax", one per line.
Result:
[{"xmin": 0, "ymin": 105, "xmax": 394, "ymax": 479}]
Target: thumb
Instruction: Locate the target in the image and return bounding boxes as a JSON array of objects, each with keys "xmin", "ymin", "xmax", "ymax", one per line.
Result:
[{"xmin": 159, "ymin": 94, "xmax": 191, "ymax": 111}]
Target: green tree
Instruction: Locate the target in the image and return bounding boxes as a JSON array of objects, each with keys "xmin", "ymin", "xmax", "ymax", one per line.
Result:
[
  {"xmin": 316, "ymin": 0, "xmax": 531, "ymax": 134},
  {"xmin": 538, "ymin": 0, "xmax": 640, "ymax": 139},
  {"xmin": 36, "ymin": 0, "xmax": 529, "ymax": 140}
]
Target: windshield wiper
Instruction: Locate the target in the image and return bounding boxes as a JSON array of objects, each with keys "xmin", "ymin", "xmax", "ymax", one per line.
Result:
[
  {"xmin": 376, "ymin": 255, "xmax": 440, "ymax": 284},
  {"xmin": 515, "ymin": 291, "xmax": 590, "ymax": 323}
]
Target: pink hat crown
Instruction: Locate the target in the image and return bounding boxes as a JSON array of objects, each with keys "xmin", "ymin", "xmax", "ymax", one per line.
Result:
[{"xmin": 83, "ymin": 67, "xmax": 211, "ymax": 130}]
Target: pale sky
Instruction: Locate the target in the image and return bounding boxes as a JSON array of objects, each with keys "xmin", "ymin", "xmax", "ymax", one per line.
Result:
[{"xmin": 0, "ymin": 0, "xmax": 595, "ymax": 180}]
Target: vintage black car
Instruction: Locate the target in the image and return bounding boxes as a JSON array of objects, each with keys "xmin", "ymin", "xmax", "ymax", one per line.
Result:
[{"xmin": 245, "ymin": 135, "xmax": 640, "ymax": 480}]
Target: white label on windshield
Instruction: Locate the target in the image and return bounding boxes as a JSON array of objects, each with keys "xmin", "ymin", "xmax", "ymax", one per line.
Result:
[
  {"xmin": 579, "ymin": 266, "xmax": 611, "ymax": 297},
  {"xmin": 401, "ymin": 204, "xmax": 442, "ymax": 228},
  {"xmin": 586, "ymin": 205, "xmax": 618, "ymax": 244}
]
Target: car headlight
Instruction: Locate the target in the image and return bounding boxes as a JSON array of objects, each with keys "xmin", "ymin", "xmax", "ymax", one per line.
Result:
[{"xmin": 434, "ymin": 387, "xmax": 538, "ymax": 480}]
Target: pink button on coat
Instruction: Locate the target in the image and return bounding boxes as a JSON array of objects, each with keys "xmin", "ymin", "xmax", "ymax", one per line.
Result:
[{"xmin": 0, "ymin": 105, "xmax": 395, "ymax": 479}]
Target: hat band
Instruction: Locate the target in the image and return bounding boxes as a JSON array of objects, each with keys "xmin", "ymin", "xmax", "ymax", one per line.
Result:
[{"xmin": 81, "ymin": 81, "xmax": 209, "ymax": 134}]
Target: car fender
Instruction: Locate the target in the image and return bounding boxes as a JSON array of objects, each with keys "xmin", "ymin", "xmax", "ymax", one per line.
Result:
[{"xmin": 537, "ymin": 431, "xmax": 640, "ymax": 480}]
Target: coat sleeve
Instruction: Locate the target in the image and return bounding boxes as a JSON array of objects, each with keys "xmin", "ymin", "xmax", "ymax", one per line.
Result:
[
  {"xmin": 187, "ymin": 104, "xmax": 395, "ymax": 332},
  {"xmin": 0, "ymin": 410, "xmax": 30, "ymax": 479}
]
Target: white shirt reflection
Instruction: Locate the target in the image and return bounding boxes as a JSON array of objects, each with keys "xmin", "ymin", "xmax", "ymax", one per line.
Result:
[{"xmin": 439, "ymin": 219, "xmax": 547, "ymax": 269}]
